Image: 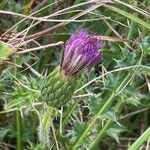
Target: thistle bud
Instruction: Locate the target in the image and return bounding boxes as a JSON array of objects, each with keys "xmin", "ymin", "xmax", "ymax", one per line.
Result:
[
  {"xmin": 60, "ymin": 29, "xmax": 102, "ymax": 76},
  {"xmin": 41, "ymin": 29, "xmax": 102, "ymax": 108}
]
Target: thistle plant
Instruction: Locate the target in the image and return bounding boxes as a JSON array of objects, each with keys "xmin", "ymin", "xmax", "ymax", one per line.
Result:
[
  {"xmin": 41, "ymin": 29, "xmax": 102, "ymax": 108},
  {"xmin": 39, "ymin": 29, "xmax": 102, "ymax": 146},
  {"xmin": 1, "ymin": 1, "xmax": 150, "ymax": 149}
]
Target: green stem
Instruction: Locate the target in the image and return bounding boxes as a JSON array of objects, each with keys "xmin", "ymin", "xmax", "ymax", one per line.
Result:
[
  {"xmin": 15, "ymin": 110, "xmax": 22, "ymax": 150},
  {"xmin": 62, "ymin": 102, "xmax": 77, "ymax": 129},
  {"xmin": 60, "ymin": 102, "xmax": 77, "ymax": 137},
  {"xmin": 13, "ymin": 56, "xmax": 22, "ymax": 150},
  {"xmin": 128, "ymin": 127, "xmax": 150, "ymax": 150},
  {"xmin": 50, "ymin": 102, "xmax": 77, "ymax": 147},
  {"xmin": 42, "ymin": 106, "xmax": 54, "ymax": 127},
  {"xmin": 89, "ymin": 99, "xmax": 123, "ymax": 150},
  {"xmin": 71, "ymin": 92, "xmax": 115, "ymax": 150},
  {"xmin": 38, "ymin": 106, "xmax": 56, "ymax": 148}
]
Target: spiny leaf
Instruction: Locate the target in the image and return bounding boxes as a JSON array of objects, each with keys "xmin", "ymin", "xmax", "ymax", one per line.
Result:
[
  {"xmin": 0, "ymin": 128, "xmax": 10, "ymax": 140},
  {"xmin": 106, "ymin": 124, "xmax": 127, "ymax": 143}
]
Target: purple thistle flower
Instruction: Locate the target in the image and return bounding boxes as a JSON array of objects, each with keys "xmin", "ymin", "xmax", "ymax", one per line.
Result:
[{"xmin": 60, "ymin": 29, "xmax": 102, "ymax": 76}]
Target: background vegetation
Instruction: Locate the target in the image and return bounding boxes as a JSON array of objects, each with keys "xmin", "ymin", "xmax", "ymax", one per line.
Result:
[{"xmin": 0, "ymin": 0, "xmax": 150, "ymax": 149}]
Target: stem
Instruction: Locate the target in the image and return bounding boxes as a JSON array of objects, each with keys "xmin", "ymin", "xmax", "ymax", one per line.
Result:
[
  {"xmin": 50, "ymin": 102, "xmax": 77, "ymax": 148},
  {"xmin": 38, "ymin": 106, "xmax": 56, "ymax": 148},
  {"xmin": 59, "ymin": 102, "xmax": 77, "ymax": 137},
  {"xmin": 50, "ymin": 116, "xmax": 60, "ymax": 150},
  {"xmin": 13, "ymin": 55, "xmax": 22, "ymax": 150},
  {"xmin": 89, "ymin": 99, "xmax": 123, "ymax": 150},
  {"xmin": 15, "ymin": 110, "xmax": 22, "ymax": 150},
  {"xmin": 128, "ymin": 127, "xmax": 150, "ymax": 150},
  {"xmin": 71, "ymin": 92, "xmax": 115, "ymax": 150},
  {"xmin": 62, "ymin": 102, "xmax": 77, "ymax": 129}
]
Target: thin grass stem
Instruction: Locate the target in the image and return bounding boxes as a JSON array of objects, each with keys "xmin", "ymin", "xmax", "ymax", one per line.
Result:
[
  {"xmin": 128, "ymin": 128, "xmax": 150, "ymax": 150},
  {"xmin": 15, "ymin": 110, "xmax": 22, "ymax": 150}
]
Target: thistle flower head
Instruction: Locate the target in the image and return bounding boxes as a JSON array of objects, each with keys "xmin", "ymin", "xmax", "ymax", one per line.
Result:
[{"xmin": 60, "ymin": 29, "xmax": 102, "ymax": 76}]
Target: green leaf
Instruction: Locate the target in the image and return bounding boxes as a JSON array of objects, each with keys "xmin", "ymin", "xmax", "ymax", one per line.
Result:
[
  {"xmin": 69, "ymin": 122, "xmax": 89, "ymax": 145},
  {"xmin": 106, "ymin": 5, "xmax": 150, "ymax": 30},
  {"xmin": 103, "ymin": 109, "xmax": 118, "ymax": 123},
  {"xmin": 107, "ymin": 124, "xmax": 127, "ymax": 143},
  {"xmin": 5, "ymin": 75, "xmax": 40, "ymax": 109},
  {"xmin": 0, "ymin": 41, "xmax": 12, "ymax": 61},
  {"xmin": 88, "ymin": 95, "xmax": 103, "ymax": 115},
  {"xmin": 140, "ymin": 65, "xmax": 150, "ymax": 76},
  {"xmin": 0, "ymin": 128, "xmax": 10, "ymax": 140},
  {"xmin": 122, "ymin": 86, "xmax": 146, "ymax": 106}
]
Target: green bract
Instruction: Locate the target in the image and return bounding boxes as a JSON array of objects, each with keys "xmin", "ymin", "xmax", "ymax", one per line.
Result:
[{"xmin": 41, "ymin": 67, "xmax": 78, "ymax": 108}]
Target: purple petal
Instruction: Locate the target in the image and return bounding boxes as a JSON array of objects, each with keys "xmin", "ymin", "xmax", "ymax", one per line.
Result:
[{"xmin": 60, "ymin": 29, "xmax": 102, "ymax": 76}]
